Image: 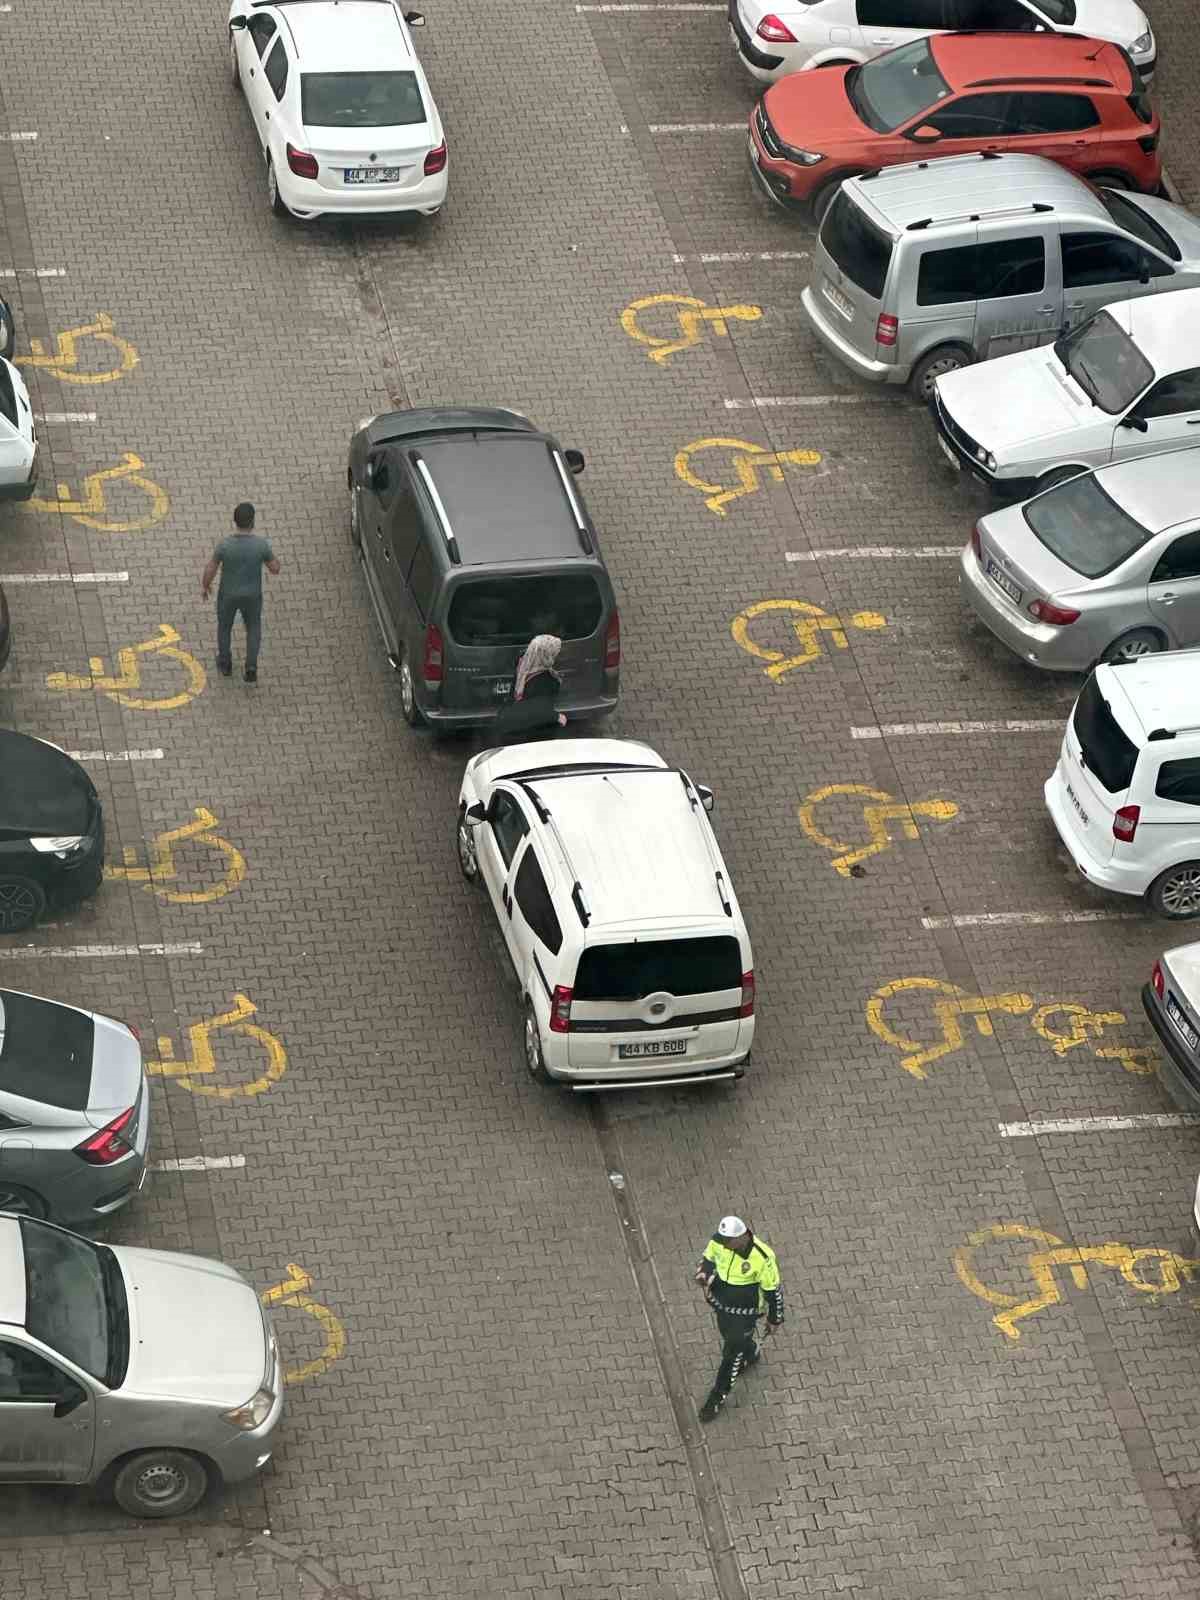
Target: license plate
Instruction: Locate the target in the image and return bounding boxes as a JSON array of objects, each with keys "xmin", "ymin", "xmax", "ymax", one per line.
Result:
[
  {"xmin": 938, "ymin": 434, "xmax": 960, "ymax": 472},
  {"xmin": 345, "ymin": 167, "xmax": 401, "ymax": 185},
  {"xmin": 492, "ymin": 679, "xmax": 512, "ymax": 697},
  {"xmin": 1065, "ymin": 781, "xmax": 1089, "ymax": 827},
  {"xmin": 985, "ymin": 557, "xmax": 1022, "ymax": 606},
  {"xmin": 1168, "ymin": 995, "xmax": 1200, "ymax": 1053},
  {"xmin": 618, "ymin": 1039, "xmax": 688, "ymax": 1059},
  {"xmin": 822, "ymin": 278, "xmax": 854, "ymax": 321}
]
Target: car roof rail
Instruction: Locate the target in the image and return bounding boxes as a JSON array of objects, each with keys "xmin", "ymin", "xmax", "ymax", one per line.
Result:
[
  {"xmin": 411, "ymin": 453, "xmax": 461, "ymax": 565},
  {"xmin": 679, "ymin": 770, "xmax": 734, "ymax": 919},
  {"xmin": 906, "ymin": 199, "xmax": 1054, "ymax": 232},
  {"xmin": 1147, "ymin": 727, "xmax": 1176, "ymax": 740},
  {"xmin": 550, "ymin": 448, "xmax": 594, "ymax": 555},
  {"xmin": 518, "ymin": 781, "xmax": 592, "ymax": 927}
]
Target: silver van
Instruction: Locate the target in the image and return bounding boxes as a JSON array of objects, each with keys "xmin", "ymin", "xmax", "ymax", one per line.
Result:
[{"xmin": 800, "ymin": 152, "xmax": 1200, "ymax": 400}]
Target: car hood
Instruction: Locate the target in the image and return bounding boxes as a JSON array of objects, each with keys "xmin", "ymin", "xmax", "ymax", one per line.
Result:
[
  {"xmin": 114, "ymin": 1245, "xmax": 266, "ymax": 1406},
  {"xmin": 936, "ymin": 350, "xmax": 1095, "ymax": 453},
  {"xmin": 763, "ymin": 66, "xmax": 867, "ymax": 150},
  {"xmin": 1076, "ymin": 0, "xmax": 1151, "ymax": 49},
  {"xmin": 0, "ymin": 731, "xmax": 94, "ymax": 836}
]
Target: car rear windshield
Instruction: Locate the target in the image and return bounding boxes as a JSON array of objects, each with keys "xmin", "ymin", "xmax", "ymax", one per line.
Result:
[
  {"xmin": 21, "ymin": 1218, "xmax": 111, "ymax": 1384},
  {"xmin": 1073, "ymin": 673, "xmax": 1139, "ymax": 794},
  {"xmin": 446, "ymin": 575, "xmax": 603, "ymax": 647},
  {"xmin": 1024, "ymin": 472, "xmax": 1150, "ymax": 578},
  {"xmin": 820, "ymin": 192, "xmax": 893, "ymax": 301},
  {"xmin": 0, "ymin": 990, "xmax": 92, "ymax": 1110},
  {"xmin": 847, "ymin": 39, "xmax": 951, "ymax": 134},
  {"xmin": 1054, "ymin": 310, "xmax": 1153, "ymax": 416},
  {"xmin": 573, "ymin": 936, "xmax": 742, "ymax": 1001},
  {"xmin": 1099, "ymin": 190, "xmax": 1179, "ymax": 261},
  {"xmin": 301, "ymin": 71, "xmax": 425, "ymax": 128}
]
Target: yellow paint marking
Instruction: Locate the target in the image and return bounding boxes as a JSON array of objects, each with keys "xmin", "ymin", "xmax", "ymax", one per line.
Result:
[
  {"xmin": 798, "ymin": 782, "xmax": 958, "ymax": 875},
  {"xmin": 866, "ymin": 977, "xmax": 1034, "ymax": 1080},
  {"xmin": 146, "ymin": 994, "xmax": 286, "ymax": 1100},
  {"xmin": 105, "ymin": 807, "xmax": 246, "ymax": 904},
  {"xmin": 46, "ymin": 622, "xmax": 205, "ymax": 711},
  {"xmin": 620, "ymin": 293, "xmax": 763, "ymax": 363},
  {"xmin": 261, "ymin": 1264, "xmax": 347, "ymax": 1384},
  {"xmin": 1031, "ymin": 1002, "xmax": 1155, "ymax": 1076},
  {"xmin": 731, "ymin": 598, "xmax": 886, "ymax": 678},
  {"xmin": 955, "ymin": 1223, "xmax": 1200, "ymax": 1341},
  {"xmin": 675, "ymin": 436, "xmax": 822, "ymax": 515},
  {"xmin": 17, "ymin": 312, "xmax": 140, "ymax": 385},
  {"xmin": 27, "ymin": 450, "xmax": 168, "ymax": 532}
]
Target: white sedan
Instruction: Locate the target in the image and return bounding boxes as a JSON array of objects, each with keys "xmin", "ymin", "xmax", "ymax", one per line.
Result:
[{"xmin": 228, "ymin": 0, "xmax": 446, "ymax": 220}]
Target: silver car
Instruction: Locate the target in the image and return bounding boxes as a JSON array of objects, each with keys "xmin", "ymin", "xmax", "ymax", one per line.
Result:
[
  {"xmin": 0, "ymin": 1213, "xmax": 283, "ymax": 1516},
  {"xmin": 961, "ymin": 449, "xmax": 1200, "ymax": 672},
  {"xmin": 0, "ymin": 989, "xmax": 150, "ymax": 1225},
  {"xmin": 1144, "ymin": 942, "xmax": 1200, "ymax": 1111}
]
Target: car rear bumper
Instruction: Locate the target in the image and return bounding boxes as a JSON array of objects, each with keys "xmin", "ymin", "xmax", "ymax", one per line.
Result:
[
  {"xmin": 1143, "ymin": 981, "xmax": 1200, "ymax": 1111},
  {"xmin": 424, "ymin": 692, "xmax": 618, "ymax": 729},
  {"xmin": 278, "ymin": 164, "xmax": 447, "ymax": 219},
  {"xmin": 959, "ymin": 544, "xmax": 1085, "ymax": 671},
  {"xmin": 1044, "ymin": 768, "xmax": 1148, "ymax": 896},
  {"xmin": 547, "ymin": 1026, "xmax": 753, "ymax": 1089},
  {"xmin": 53, "ymin": 1073, "xmax": 150, "ymax": 1227},
  {"xmin": 0, "ymin": 442, "xmax": 38, "ymax": 501},
  {"xmin": 728, "ymin": 0, "xmax": 784, "ymax": 80},
  {"xmin": 799, "ymin": 286, "xmax": 896, "ymax": 384}
]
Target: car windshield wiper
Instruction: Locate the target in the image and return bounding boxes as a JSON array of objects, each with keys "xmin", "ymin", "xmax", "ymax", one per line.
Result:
[
  {"xmin": 844, "ymin": 66, "xmax": 866, "ymax": 123},
  {"xmin": 100, "ymin": 1246, "xmax": 129, "ymax": 1388}
]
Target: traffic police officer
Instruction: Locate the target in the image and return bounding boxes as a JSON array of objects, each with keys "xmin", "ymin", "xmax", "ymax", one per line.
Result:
[{"xmin": 694, "ymin": 1214, "xmax": 783, "ymax": 1422}]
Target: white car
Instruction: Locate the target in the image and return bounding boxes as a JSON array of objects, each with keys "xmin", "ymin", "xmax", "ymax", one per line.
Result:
[
  {"xmin": 933, "ymin": 288, "xmax": 1200, "ymax": 497},
  {"xmin": 730, "ymin": 0, "xmax": 1155, "ymax": 84},
  {"xmin": 0, "ymin": 297, "xmax": 37, "ymax": 501},
  {"xmin": 228, "ymin": 0, "xmax": 446, "ymax": 220}
]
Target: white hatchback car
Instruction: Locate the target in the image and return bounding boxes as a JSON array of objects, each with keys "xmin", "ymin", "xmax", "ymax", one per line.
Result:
[
  {"xmin": 228, "ymin": 0, "xmax": 446, "ymax": 220},
  {"xmin": 457, "ymin": 738, "xmax": 756, "ymax": 1090},
  {"xmin": 730, "ymin": 0, "xmax": 1155, "ymax": 83}
]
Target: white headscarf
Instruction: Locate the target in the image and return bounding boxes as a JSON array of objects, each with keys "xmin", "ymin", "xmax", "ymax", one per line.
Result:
[{"xmin": 514, "ymin": 634, "xmax": 562, "ymax": 701}]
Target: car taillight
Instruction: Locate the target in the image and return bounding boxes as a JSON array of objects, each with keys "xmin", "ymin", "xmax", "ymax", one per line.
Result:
[
  {"xmin": 1113, "ymin": 804, "xmax": 1140, "ymax": 843},
  {"xmin": 875, "ymin": 313, "xmax": 899, "ymax": 347},
  {"xmin": 286, "ymin": 143, "xmax": 318, "ymax": 180},
  {"xmin": 1151, "ymin": 960, "xmax": 1165, "ymax": 998},
  {"xmin": 1138, "ymin": 132, "xmax": 1159, "ymax": 153},
  {"xmin": 604, "ymin": 609, "xmax": 621, "ymax": 671},
  {"xmin": 970, "ymin": 524, "xmax": 982, "ymax": 562},
  {"xmin": 739, "ymin": 971, "xmax": 755, "ymax": 1018},
  {"xmin": 1027, "ymin": 598, "xmax": 1080, "ymax": 626},
  {"xmin": 549, "ymin": 985, "xmax": 573, "ymax": 1034},
  {"xmin": 76, "ymin": 1105, "xmax": 136, "ymax": 1165},
  {"xmin": 756, "ymin": 13, "xmax": 797, "ymax": 41},
  {"xmin": 122, "ymin": 1021, "xmax": 141, "ymax": 1044},
  {"xmin": 424, "ymin": 140, "xmax": 447, "ymax": 176},
  {"xmin": 422, "ymin": 623, "xmax": 444, "ymax": 684}
]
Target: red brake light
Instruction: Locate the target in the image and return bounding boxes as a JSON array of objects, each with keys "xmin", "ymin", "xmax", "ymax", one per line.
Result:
[
  {"xmin": 76, "ymin": 1105, "xmax": 136, "ymax": 1166},
  {"xmin": 286, "ymin": 143, "xmax": 318, "ymax": 180},
  {"xmin": 604, "ymin": 609, "xmax": 621, "ymax": 671},
  {"xmin": 756, "ymin": 13, "xmax": 797, "ymax": 41},
  {"xmin": 1151, "ymin": 960, "xmax": 1165, "ymax": 998},
  {"xmin": 739, "ymin": 971, "xmax": 755, "ymax": 1018},
  {"xmin": 549, "ymin": 985, "xmax": 573, "ymax": 1034},
  {"xmin": 1113, "ymin": 804, "xmax": 1140, "ymax": 843},
  {"xmin": 1027, "ymin": 599, "xmax": 1080, "ymax": 626},
  {"xmin": 875, "ymin": 313, "xmax": 899, "ymax": 348},
  {"xmin": 124, "ymin": 1021, "xmax": 141, "ymax": 1044},
  {"xmin": 970, "ymin": 524, "xmax": 982, "ymax": 562},
  {"xmin": 424, "ymin": 140, "xmax": 447, "ymax": 176},
  {"xmin": 422, "ymin": 623, "xmax": 444, "ymax": 685}
]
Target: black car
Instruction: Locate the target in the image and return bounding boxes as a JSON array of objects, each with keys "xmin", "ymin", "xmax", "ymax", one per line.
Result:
[{"xmin": 0, "ymin": 731, "xmax": 105, "ymax": 932}]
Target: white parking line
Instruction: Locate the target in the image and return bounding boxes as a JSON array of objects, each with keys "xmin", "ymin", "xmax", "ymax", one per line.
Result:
[
  {"xmin": 787, "ymin": 546, "xmax": 959, "ymax": 562},
  {"xmin": 579, "ymin": 2, "xmax": 723, "ymax": 8},
  {"xmin": 5, "ymin": 132, "xmax": 36, "ymax": 142},
  {"xmin": 852, "ymin": 719, "xmax": 1061, "ymax": 739},
  {"xmin": 1000, "ymin": 1114, "xmax": 1200, "ymax": 1138},
  {"xmin": 69, "ymin": 747, "xmax": 163, "ymax": 762},
  {"xmin": 36, "ymin": 411, "xmax": 97, "ymax": 424},
  {"xmin": 0, "ymin": 570, "xmax": 128, "ymax": 583},
  {"xmin": 725, "ymin": 394, "xmax": 891, "ymax": 409},
  {"xmin": 647, "ymin": 121, "xmax": 744, "ymax": 134},
  {"xmin": 673, "ymin": 251, "xmax": 810, "ymax": 264},
  {"xmin": 0, "ymin": 941, "xmax": 202, "ymax": 960},
  {"xmin": 0, "ymin": 267, "xmax": 66, "ymax": 279},
  {"xmin": 923, "ymin": 910, "xmax": 1139, "ymax": 930},
  {"xmin": 153, "ymin": 1154, "xmax": 246, "ymax": 1173}
]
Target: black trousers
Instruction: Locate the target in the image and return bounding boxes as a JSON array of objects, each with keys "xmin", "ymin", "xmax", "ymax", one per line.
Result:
[
  {"xmin": 710, "ymin": 1311, "xmax": 760, "ymax": 1399},
  {"xmin": 216, "ymin": 594, "xmax": 263, "ymax": 670}
]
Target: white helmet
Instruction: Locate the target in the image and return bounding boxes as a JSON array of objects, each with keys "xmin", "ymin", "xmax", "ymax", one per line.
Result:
[{"xmin": 717, "ymin": 1215, "xmax": 748, "ymax": 1239}]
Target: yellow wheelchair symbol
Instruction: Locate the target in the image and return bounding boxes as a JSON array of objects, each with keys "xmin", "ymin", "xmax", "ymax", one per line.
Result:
[
  {"xmin": 732, "ymin": 598, "xmax": 886, "ymax": 679},
  {"xmin": 16, "ymin": 312, "xmax": 140, "ymax": 386},
  {"xmin": 1030, "ymin": 1002, "xmax": 1154, "ymax": 1076},
  {"xmin": 146, "ymin": 993, "xmax": 287, "ymax": 1100},
  {"xmin": 46, "ymin": 623, "xmax": 205, "ymax": 712},
  {"xmin": 866, "ymin": 976, "xmax": 1034, "ymax": 1080},
  {"xmin": 105, "ymin": 807, "xmax": 246, "ymax": 905},
  {"xmin": 798, "ymin": 783, "xmax": 958, "ymax": 876},
  {"xmin": 675, "ymin": 435, "xmax": 822, "ymax": 516},
  {"xmin": 954, "ymin": 1222, "xmax": 1200, "ymax": 1342},
  {"xmin": 261, "ymin": 1264, "xmax": 347, "ymax": 1385},
  {"xmin": 620, "ymin": 293, "xmax": 763, "ymax": 363},
  {"xmin": 27, "ymin": 450, "xmax": 169, "ymax": 533}
]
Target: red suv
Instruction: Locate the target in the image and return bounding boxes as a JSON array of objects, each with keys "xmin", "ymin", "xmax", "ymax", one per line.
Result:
[{"xmin": 749, "ymin": 32, "xmax": 1160, "ymax": 223}]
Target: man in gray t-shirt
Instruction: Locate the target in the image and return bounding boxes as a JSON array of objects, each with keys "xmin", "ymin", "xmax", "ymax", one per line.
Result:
[{"xmin": 201, "ymin": 502, "xmax": 281, "ymax": 683}]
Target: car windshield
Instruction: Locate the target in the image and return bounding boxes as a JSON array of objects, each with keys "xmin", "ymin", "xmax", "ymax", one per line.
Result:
[
  {"xmin": 21, "ymin": 1218, "xmax": 127, "ymax": 1386},
  {"xmin": 1053, "ymin": 311, "xmax": 1154, "ymax": 415},
  {"xmin": 300, "ymin": 71, "xmax": 425, "ymax": 128},
  {"xmin": 1024, "ymin": 473, "xmax": 1151, "ymax": 578},
  {"xmin": 1098, "ymin": 190, "xmax": 1180, "ymax": 262},
  {"xmin": 1072, "ymin": 673, "xmax": 1138, "ymax": 794},
  {"xmin": 446, "ymin": 575, "xmax": 603, "ymax": 647},
  {"xmin": 847, "ymin": 40, "xmax": 951, "ymax": 134},
  {"xmin": 1029, "ymin": 0, "xmax": 1075, "ymax": 22}
]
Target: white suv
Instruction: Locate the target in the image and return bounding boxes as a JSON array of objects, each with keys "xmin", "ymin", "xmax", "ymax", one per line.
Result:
[
  {"xmin": 1045, "ymin": 650, "xmax": 1200, "ymax": 918},
  {"xmin": 457, "ymin": 738, "xmax": 756, "ymax": 1089}
]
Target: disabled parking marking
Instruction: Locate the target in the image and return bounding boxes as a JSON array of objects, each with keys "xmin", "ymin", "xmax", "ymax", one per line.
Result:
[
  {"xmin": 46, "ymin": 622, "xmax": 205, "ymax": 711},
  {"xmin": 1030, "ymin": 1001, "xmax": 1154, "ymax": 1077},
  {"xmin": 620, "ymin": 293, "xmax": 762, "ymax": 364},
  {"xmin": 27, "ymin": 450, "xmax": 168, "ymax": 532},
  {"xmin": 105, "ymin": 806, "xmax": 246, "ymax": 904},
  {"xmin": 797, "ymin": 783, "xmax": 958, "ymax": 876},
  {"xmin": 261, "ymin": 1264, "xmax": 347, "ymax": 1385},
  {"xmin": 675, "ymin": 436, "xmax": 822, "ymax": 516},
  {"xmin": 732, "ymin": 598, "xmax": 887, "ymax": 678},
  {"xmin": 954, "ymin": 1222, "xmax": 1200, "ymax": 1342},
  {"xmin": 16, "ymin": 312, "xmax": 139, "ymax": 385},
  {"xmin": 145, "ymin": 993, "xmax": 286, "ymax": 1099}
]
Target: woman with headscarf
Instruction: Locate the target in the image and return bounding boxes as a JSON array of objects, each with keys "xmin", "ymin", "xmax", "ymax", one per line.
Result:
[{"xmin": 494, "ymin": 634, "xmax": 568, "ymax": 737}]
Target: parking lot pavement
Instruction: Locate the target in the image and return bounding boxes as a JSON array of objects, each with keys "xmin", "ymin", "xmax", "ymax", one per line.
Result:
[{"xmin": 3, "ymin": 0, "xmax": 1200, "ymax": 1596}]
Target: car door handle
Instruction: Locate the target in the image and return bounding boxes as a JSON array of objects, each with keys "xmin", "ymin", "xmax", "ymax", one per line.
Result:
[
  {"xmin": 1036, "ymin": 306, "xmax": 1055, "ymax": 314},
  {"xmin": 1159, "ymin": 594, "xmax": 1177, "ymax": 603},
  {"xmin": 869, "ymin": 35, "xmax": 895, "ymax": 44},
  {"xmin": 1188, "ymin": 418, "xmax": 1200, "ymax": 425}
]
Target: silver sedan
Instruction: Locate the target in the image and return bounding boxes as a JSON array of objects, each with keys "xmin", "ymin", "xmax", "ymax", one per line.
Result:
[{"xmin": 961, "ymin": 448, "xmax": 1200, "ymax": 672}]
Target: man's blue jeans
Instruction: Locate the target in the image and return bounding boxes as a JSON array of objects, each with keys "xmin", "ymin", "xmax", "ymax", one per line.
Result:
[{"xmin": 216, "ymin": 593, "xmax": 263, "ymax": 671}]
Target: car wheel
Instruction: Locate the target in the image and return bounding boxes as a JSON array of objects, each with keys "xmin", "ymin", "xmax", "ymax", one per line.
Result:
[
  {"xmin": 523, "ymin": 1003, "xmax": 552, "ymax": 1085},
  {"xmin": 266, "ymin": 157, "xmax": 288, "ymax": 218},
  {"xmin": 456, "ymin": 806, "xmax": 479, "ymax": 883},
  {"xmin": 1148, "ymin": 862, "xmax": 1200, "ymax": 920},
  {"xmin": 0, "ymin": 1183, "xmax": 46, "ymax": 1219},
  {"xmin": 229, "ymin": 34, "xmax": 240, "ymax": 87},
  {"xmin": 112, "ymin": 1449, "xmax": 210, "ymax": 1519},
  {"xmin": 397, "ymin": 654, "xmax": 423, "ymax": 727},
  {"xmin": 1088, "ymin": 170, "xmax": 1136, "ymax": 192},
  {"xmin": 0, "ymin": 875, "xmax": 46, "ymax": 934},
  {"xmin": 811, "ymin": 176, "xmax": 854, "ymax": 227},
  {"xmin": 909, "ymin": 344, "xmax": 972, "ymax": 402},
  {"xmin": 1036, "ymin": 465, "xmax": 1087, "ymax": 494},
  {"xmin": 1101, "ymin": 627, "xmax": 1163, "ymax": 665}
]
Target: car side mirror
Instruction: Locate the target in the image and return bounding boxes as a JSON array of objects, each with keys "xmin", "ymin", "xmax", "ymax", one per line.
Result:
[
  {"xmin": 53, "ymin": 1381, "xmax": 86, "ymax": 1419},
  {"xmin": 464, "ymin": 802, "xmax": 486, "ymax": 824},
  {"xmin": 403, "ymin": 9, "xmax": 425, "ymax": 23},
  {"xmin": 695, "ymin": 784, "xmax": 715, "ymax": 814},
  {"xmin": 1119, "ymin": 413, "xmax": 1149, "ymax": 433},
  {"xmin": 906, "ymin": 124, "xmax": 942, "ymax": 144},
  {"xmin": 229, "ymin": 14, "xmax": 247, "ymax": 28},
  {"xmin": 564, "ymin": 448, "xmax": 586, "ymax": 475}
]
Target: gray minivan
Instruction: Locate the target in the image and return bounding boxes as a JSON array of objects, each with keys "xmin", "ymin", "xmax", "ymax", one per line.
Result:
[
  {"xmin": 800, "ymin": 152, "xmax": 1200, "ymax": 400},
  {"xmin": 347, "ymin": 407, "xmax": 620, "ymax": 732}
]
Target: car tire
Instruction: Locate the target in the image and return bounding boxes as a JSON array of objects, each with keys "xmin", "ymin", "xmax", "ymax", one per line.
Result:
[
  {"xmin": 397, "ymin": 653, "xmax": 423, "ymax": 727},
  {"xmin": 0, "ymin": 875, "xmax": 46, "ymax": 934},
  {"xmin": 229, "ymin": 35, "xmax": 240, "ymax": 88},
  {"xmin": 1147, "ymin": 862, "xmax": 1200, "ymax": 920},
  {"xmin": 1100, "ymin": 627, "xmax": 1164, "ymax": 666},
  {"xmin": 908, "ymin": 344, "xmax": 972, "ymax": 402},
  {"xmin": 456, "ymin": 805, "xmax": 480, "ymax": 883},
  {"xmin": 112, "ymin": 1449, "xmax": 210, "ymax": 1519},
  {"xmin": 1036, "ymin": 465, "xmax": 1087, "ymax": 494},
  {"xmin": 811, "ymin": 176, "xmax": 855, "ymax": 227},
  {"xmin": 266, "ymin": 157, "xmax": 288, "ymax": 219},
  {"xmin": 523, "ymin": 1002, "xmax": 552, "ymax": 1085},
  {"xmin": 0, "ymin": 1183, "xmax": 46, "ymax": 1219},
  {"xmin": 1088, "ymin": 170, "xmax": 1137, "ymax": 192}
]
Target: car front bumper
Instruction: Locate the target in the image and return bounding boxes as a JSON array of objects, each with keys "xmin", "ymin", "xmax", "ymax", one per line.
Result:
[
  {"xmin": 1143, "ymin": 981, "xmax": 1200, "ymax": 1112},
  {"xmin": 210, "ymin": 1378, "xmax": 285, "ymax": 1484}
]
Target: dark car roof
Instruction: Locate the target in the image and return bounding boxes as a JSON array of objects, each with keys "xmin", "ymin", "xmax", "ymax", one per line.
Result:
[
  {"xmin": 0, "ymin": 731, "xmax": 93, "ymax": 838},
  {"xmin": 0, "ymin": 989, "xmax": 93, "ymax": 1111},
  {"xmin": 932, "ymin": 31, "xmax": 1132, "ymax": 94}
]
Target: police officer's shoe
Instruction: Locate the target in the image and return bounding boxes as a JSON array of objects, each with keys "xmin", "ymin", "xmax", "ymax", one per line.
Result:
[
  {"xmin": 699, "ymin": 1392, "xmax": 725, "ymax": 1423},
  {"xmin": 745, "ymin": 1344, "xmax": 762, "ymax": 1367}
]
